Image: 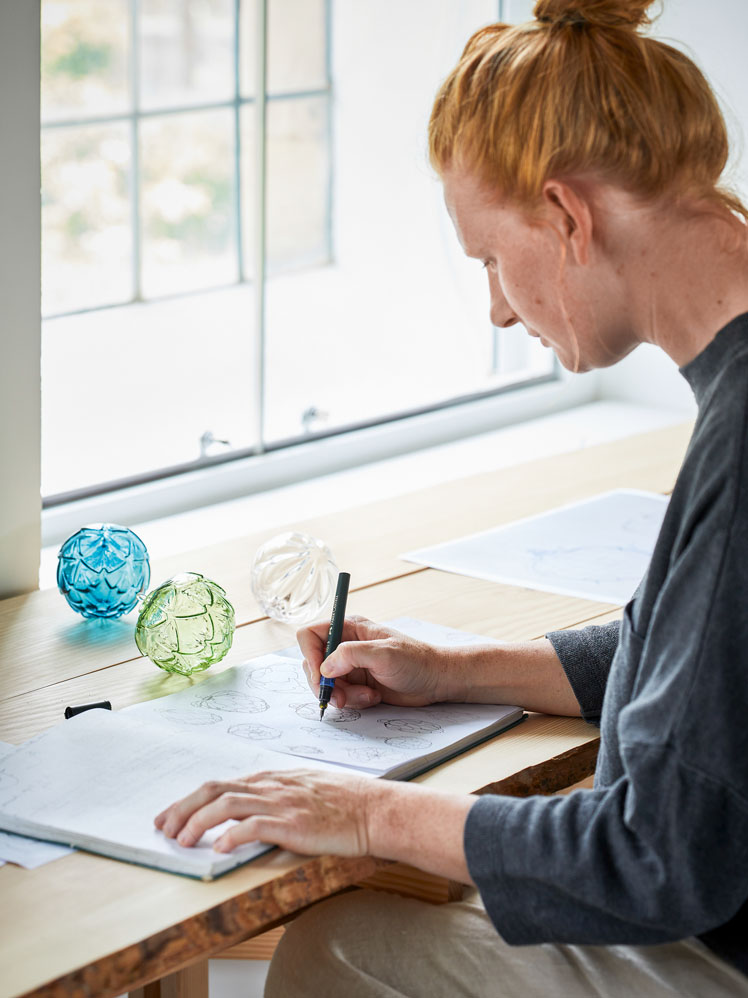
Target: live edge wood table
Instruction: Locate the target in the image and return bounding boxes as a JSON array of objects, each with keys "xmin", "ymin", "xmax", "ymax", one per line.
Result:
[{"xmin": 0, "ymin": 424, "xmax": 692, "ymax": 998}]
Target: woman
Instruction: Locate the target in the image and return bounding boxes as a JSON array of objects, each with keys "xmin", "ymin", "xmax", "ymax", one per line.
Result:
[{"xmin": 155, "ymin": 1, "xmax": 748, "ymax": 994}]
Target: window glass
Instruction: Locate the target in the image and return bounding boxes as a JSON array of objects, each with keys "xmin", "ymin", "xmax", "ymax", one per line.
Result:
[
  {"xmin": 141, "ymin": 109, "xmax": 237, "ymax": 297},
  {"xmin": 41, "ymin": 0, "xmax": 130, "ymax": 121},
  {"xmin": 42, "ymin": 122, "xmax": 132, "ymax": 315},
  {"xmin": 139, "ymin": 0, "xmax": 234, "ymax": 110}
]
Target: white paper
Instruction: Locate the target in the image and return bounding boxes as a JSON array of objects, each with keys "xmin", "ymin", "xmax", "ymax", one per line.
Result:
[
  {"xmin": 401, "ymin": 490, "xmax": 668, "ymax": 605},
  {"xmin": 0, "ymin": 829, "xmax": 73, "ymax": 869},
  {"xmin": 0, "ymin": 712, "xmax": 342, "ymax": 876},
  {"xmin": 0, "ymin": 741, "xmax": 74, "ymax": 868},
  {"xmin": 124, "ymin": 618, "xmax": 519, "ymax": 775}
]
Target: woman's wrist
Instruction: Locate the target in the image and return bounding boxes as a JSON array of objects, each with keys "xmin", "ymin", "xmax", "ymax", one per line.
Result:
[{"xmin": 362, "ymin": 778, "xmax": 475, "ymax": 884}]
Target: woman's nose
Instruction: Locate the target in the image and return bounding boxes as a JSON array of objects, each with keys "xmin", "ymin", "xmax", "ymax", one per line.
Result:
[{"xmin": 488, "ymin": 273, "xmax": 519, "ymax": 328}]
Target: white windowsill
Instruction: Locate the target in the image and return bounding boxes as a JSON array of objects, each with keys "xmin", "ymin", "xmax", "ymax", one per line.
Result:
[{"xmin": 39, "ymin": 399, "xmax": 691, "ymax": 589}]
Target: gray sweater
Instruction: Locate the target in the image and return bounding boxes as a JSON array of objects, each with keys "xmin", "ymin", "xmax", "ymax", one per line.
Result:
[{"xmin": 464, "ymin": 313, "xmax": 748, "ymax": 976}]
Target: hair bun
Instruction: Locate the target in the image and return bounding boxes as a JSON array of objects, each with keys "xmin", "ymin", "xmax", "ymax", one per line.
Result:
[{"xmin": 533, "ymin": 0, "xmax": 654, "ymax": 29}]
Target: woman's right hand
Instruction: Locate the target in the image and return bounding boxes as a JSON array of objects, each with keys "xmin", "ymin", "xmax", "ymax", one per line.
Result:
[{"xmin": 297, "ymin": 615, "xmax": 458, "ymax": 710}]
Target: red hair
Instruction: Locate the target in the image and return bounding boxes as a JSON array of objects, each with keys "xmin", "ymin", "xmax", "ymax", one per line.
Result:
[{"xmin": 429, "ymin": 0, "xmax": 747, "ymax": 220}]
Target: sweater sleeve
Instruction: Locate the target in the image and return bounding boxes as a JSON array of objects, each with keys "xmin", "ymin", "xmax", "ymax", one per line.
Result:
[
  {"xmin": 545, "ymin": 620, "xmax": 620, "ymax": 725},
  {"xmin": 463, "ymin": 456, "xmax": 748, "ymax": 954}
]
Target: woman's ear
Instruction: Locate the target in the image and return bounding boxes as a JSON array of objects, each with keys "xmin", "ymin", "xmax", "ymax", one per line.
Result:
[{"xmin": 541, "ymin": 179, "xmax": 593, "ymax": 266}]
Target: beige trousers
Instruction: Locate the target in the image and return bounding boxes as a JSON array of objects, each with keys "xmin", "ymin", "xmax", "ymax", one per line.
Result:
[{"xmin": 264, "ymin": 889, "xmax": 748, "ymax": 998}]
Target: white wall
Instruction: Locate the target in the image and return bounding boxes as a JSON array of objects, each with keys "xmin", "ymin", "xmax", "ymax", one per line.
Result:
[
  {"xmin": 599, "ymin": 0, "xmax": 748, "ymax": 412},
  {"xmin": 504, "ymin": 0, "xmax": 748, "ymax": 415},
  {"xmin": 0, "ymin": 1, "xmax": 41, "ymax": 598}
]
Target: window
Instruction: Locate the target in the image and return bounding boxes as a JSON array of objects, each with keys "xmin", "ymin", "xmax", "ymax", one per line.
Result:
[{"xmin": 41, "ymin": 1, "xmax": 555, "ymax": 505}]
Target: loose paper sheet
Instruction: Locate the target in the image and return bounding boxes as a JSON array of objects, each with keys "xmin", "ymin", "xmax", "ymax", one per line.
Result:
[
  {"xmin": 0, "ymin": 741, "xmax": 74, "ymax": 868},
  {"xmin": 401, "ymin": 490, "xmax": 669, "ymax": 605},
  {"xmin": 125, "ymin": 618, "xmax": 519, "ymax": 775}
]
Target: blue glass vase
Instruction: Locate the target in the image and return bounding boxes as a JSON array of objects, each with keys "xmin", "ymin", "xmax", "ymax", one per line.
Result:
[{"xmin": 57, "ymin": 524, "xmax": 150, "ymax": 619}]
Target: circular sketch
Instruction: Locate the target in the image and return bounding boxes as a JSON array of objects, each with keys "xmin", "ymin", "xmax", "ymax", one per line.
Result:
[
  {"xmin": 345, "ymin": 746, "xmax": 394, "ymax": 763},
  {"xmin": 377, "ymin": 718, "xmax": 440, "ymax": 734},
  {"xmin": 157, "ymin": 708, "xmax": 222, "ymax": 726},
  {"xmin": 245, "ymin": 662, "xmax": 307, "ymax": 694},
  {"xmin": 193, "ymin": 691, "xmax": 268, "ymax": 713},
  {"xmin": 291, "ymin": 702, "xmax": 361, "ymax": 723},
  {"xmin": 284, "ymin": 744, "xmax": 324, "ymax": 757},
  {"xmin": 384, "ymin": 736, "xmax": 432, "ymax": 749},
  {"xmin": 228, "ymin": 722, "xmax": 281, "ymax": 740},
  {"xmin": 300, "ymin": 724, "xmax": 363, "ymax": 742}
]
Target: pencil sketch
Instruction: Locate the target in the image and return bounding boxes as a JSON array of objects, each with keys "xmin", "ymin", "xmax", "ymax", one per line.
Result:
[
  {"xmin": 621, "ymin": 508, "xmax": 665, "ymax": 536},
  {"xmin": 157, "ymin": 708, "xmax": 222, "ymax": 726},
  {"xmin": 344, "ymin": 746, "xmax": 394, "ymax": 763},
  {"xmin": 290, "ymin": 702, "xmax": 361, "ymax": 723},
  {"xmin": 284, "ymin": 744, "xmax": 324, "ymax": 757},
  {"xmin": 193, "ymin": 691, "xmax": 268, "ymax": 713},
  {"xmin": 245, "ymin": 662, "xmax": 307, "ymax": 694},
  {"xmin": 377, "ymin": 718, "xmax": 441, "ymax": 734},
  {"xmin": 427, "ymin": 706, "xmax": 480, "ymax": 723},
  {"xmin": 384, "ymin": 736, "xmax": 432, "ymax": 749},
  {"xmin": 0, "ymin": 771, "xmax": 19, "ymax": 793},
  {"xmin": 300, "ymin": 725, "xmax": 363, "ymax": 742},
  {"xmin": 528, "ymin": 544, "xmax": 650, "ymax": 586},
  {"xmin": 227, "ymin": 722, "xmax": 281, "ymax": 740}
]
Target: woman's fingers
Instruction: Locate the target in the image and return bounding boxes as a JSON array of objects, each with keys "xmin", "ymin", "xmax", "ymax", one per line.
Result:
[
  {"xmin": 175, "ymin": 789, "xmax": 268, "ymax": 847},
  {"xmin": 328, "ymin": 681, "xmax": 380, "ymax": 709},
  {"xmin": 155, "ymin": 779, "xmax": 256, "ymax": 838},
  {"xmin": 214, "ymin": 814, "xmax": 290, "ymax": 853}
]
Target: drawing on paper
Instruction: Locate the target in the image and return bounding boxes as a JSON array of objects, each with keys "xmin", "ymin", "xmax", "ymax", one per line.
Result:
[
  {"xmin": 344, "ymin": 746, "xmax": 394, "ymax": 763},
  {"xmin": 300, "ymin": 725, "xmax": 363, "ymax": 742},
  {"xmin": 384, "ymin": 736, "xmax": 431, "ymax": 749},
  {"xmin": 621, "ymin": 509, "xmax": 664, "ymax": 536},
  {"xmin": 227, "ymin": 722, "xmax": 281, "ymax": 740},
  {"xmin": 284, "ymin": 744, "xmax": 324, "ymax": 757},
  {"xmin": 245, "ymin": 662, "xmax": 307, "ymax": 693},
  {"xmin": 157, "ymin": 708, "xmax": 222, "ymax": 725},
  {"xmin": 193, "ymin": 691, "xmax": 268, "ymax": 713},
  {"xmin": 377, "ymin": 718, "xmax": 440, "ymax": 734},
  {"xmin": 0, "ymin": 771, "xmax": 19, "ymax": 793},
  {"xmin": 527, "ymin": 544, "xmax": 650, "ymax": 587},
  {"xmin": 290, "ymin": 702, "xmax": 361, "ymax": 723}
]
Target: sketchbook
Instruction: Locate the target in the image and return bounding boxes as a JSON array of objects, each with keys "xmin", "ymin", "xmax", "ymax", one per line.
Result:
[
  {"xmin": 401, "ymin": 490, "xmax": 669, "ymax": 605},
  {"xmin": 0, "ymin": 618, "xmax": 523, "ymax": 881}
]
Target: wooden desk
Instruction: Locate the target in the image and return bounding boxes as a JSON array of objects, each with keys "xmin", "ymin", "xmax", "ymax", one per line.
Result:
[{"xmin": 0, "ymin": 424, "xmax": 691, "ymax": 998}]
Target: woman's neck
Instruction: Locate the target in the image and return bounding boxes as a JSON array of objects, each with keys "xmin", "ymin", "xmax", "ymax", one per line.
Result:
[{"xmin": 616, "ymin": 199, "xmax": 748, "ymax": 367}]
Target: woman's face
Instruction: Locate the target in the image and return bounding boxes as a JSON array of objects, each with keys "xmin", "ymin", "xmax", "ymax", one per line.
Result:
[{"xmin": 442, "ymin": 169, "xmax": 635, "ymax": 372}]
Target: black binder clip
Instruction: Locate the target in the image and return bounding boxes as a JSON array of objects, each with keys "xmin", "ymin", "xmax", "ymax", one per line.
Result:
[{"xmin": 64, "ymin": 701, "xmax": 112, "ymax": 719}]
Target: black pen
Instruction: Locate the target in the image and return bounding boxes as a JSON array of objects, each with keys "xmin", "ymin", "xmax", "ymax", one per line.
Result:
[{"xmin": 318, "ymin": 572, "xmax": 350, "ymax": 720}]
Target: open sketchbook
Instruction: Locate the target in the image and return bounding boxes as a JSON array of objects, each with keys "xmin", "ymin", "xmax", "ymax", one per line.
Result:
[{"xmin": 0, "ymin": 618, "xmax": 523, "ymax": 881}]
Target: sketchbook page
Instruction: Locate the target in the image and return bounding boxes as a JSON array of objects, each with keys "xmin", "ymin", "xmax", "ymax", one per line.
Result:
[
  {"xmin": 0, "ymin": 710, "xmax": 340, "ymax": 878},
  {"xmin": 125, "ymin": 619, "xmax": 521, "ymax": 776},
  {"xmin": 401, "ymin": 489, "xmax": 669, "ymax": 605},
  {"xmin": 0, "ymin": 742, "xmax": 73, "ymax": 868}
]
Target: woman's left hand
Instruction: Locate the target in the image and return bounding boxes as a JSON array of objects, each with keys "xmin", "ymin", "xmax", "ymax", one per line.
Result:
[{"xmin": 154, "ymin": 769, "xmax": 373, "ymax": 856}]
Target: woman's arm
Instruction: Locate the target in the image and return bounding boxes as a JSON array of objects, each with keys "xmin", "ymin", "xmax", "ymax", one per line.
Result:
[{"xmin": 297, "ymin": 615, "xmax": 583, "ymax": 716}]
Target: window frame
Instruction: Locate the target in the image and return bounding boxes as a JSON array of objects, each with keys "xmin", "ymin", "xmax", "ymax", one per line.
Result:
[{"xmin": 30, "ymin": 0, "xmax": 601, "ymax": 553}]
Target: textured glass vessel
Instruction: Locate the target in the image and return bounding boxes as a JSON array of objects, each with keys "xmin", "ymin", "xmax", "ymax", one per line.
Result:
[
  {"xmin": 251, "ymin": 531, "xmax": 337, "ymax": 624},
  {"xmin": 57, "ymin": 524, "xmax": 150, "ymax": 619},
  {"xmin": 135, "ymin": 572, "xmax": 235, "ymax": 675}
]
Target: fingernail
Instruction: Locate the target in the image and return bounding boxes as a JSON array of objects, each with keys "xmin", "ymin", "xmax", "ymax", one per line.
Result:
[{"xmin": 177, "ymin": 832, "xmax": 193, "ymax": 846}]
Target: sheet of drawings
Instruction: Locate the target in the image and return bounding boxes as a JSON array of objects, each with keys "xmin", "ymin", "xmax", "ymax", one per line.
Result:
[
  {"xmin": 125, "ymin": 618, "xmax": 518, "ymax": 775},
  {"xmin": 0, "ymin": 740, "xmax": 73, "ymax": 868},
  {"xmin": 401, "ymin": 489, "xmax": 669, "ymax": 605}
]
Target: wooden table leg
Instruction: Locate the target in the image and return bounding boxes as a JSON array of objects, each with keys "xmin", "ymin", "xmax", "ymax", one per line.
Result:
[{"xmin": 129, "ymin": 959, "xmax": 209, "ymax": 998}]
